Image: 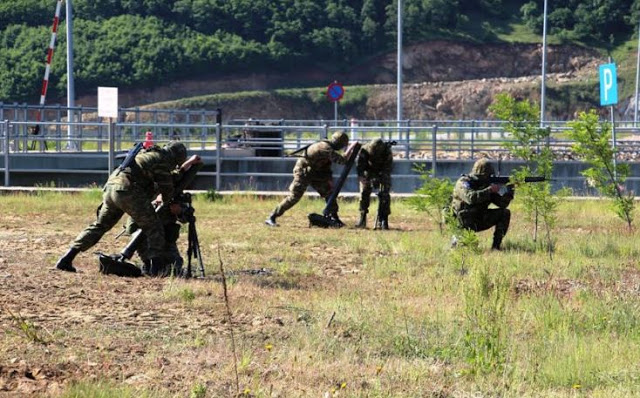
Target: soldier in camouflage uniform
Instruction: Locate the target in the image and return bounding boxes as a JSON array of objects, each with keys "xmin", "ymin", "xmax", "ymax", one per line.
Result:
[
  {"xmin": 355, "ymin": 138, "xmax": 393, "ymax": 230},
  {"xmin": 55, "ymin": 142, "xmax": 198, "ymax": 275},
  {"xmin": 121, "ymin": 157, "xmax": 205, "ymax": 276},
  {"xmin": 123, "ymin": 189, "xmax": 185, "ymax": 277},
  {"xmin": 451, "ymin": 158, "xmax": 512, "ymax": 250},
  {"xmin": 265, "ymin": 131, "xmax": 355, "ymax": 227}
]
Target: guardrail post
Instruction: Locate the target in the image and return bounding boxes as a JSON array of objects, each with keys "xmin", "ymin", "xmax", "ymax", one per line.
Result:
[
  {"xmin": 458, "ymin": 125, "xmax": 462, "ymax": 159},
  {"xmin": 135, "ymin": 107, "xmax": 140, "ymax": 141},
  {"xmin": 21, "ymin": 103, "xmax": 28, "ymax": 147},
  {"xmin": 12, "ymin": 104, "xmax": 22, "ymax": 152},
  {"xmin": 216, "ymin": 123, "xmax": 222, "ymax": 191},
  {"xmin": 323, "ymin": 124, "xmax": 329, "ymax": 140},
  {"xmin": 432, "ymin": 124, "xmax": 437, "ymax": 177},
  {"xmin": 405, "ymin": 120, "xmax": 411, "ymax": 159},
  {"xmin": 4, "ymin": 120, "xmax": 10, "ymax": 186},
  {"xmin": 56, "ymin": 105, "xmax": 62, "ymax": 152},
  {"xmin": 98, "ymin": 120, "xmax": 103, "ymax": 152},
  {"xmin": 116, "ymin": 111, "xmax": 122, "ymax": 152},
  {"xmin": 471, "ymin": 120, "xmax": 475, "ymax": 158},
  {"xmin": 153, "ymin": 110, "xmax": 158, "ymax": 140},
  {"xmin": 201, "ymin": 110, "xmax": 206, "ymax": 149},
  {"xmin": 108, "ymin": 119, "xmax": 115, "ymax": 173},
  {"xmin": 77, "ymin": 105, "xmax": 83, "ymax": 152},
  {"xmin": 184, "ymin": 109, "xmax": 191, "ymax": 147}
]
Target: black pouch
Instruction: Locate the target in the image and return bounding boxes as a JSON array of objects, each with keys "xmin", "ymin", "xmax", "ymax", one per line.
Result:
[
  {"xmin": 308, "ymin": 213, "xmax": 344, "ymax": 228},
  {"xmin": 97, "ymin": 253, "xmax": 142, "ymax": 277}
]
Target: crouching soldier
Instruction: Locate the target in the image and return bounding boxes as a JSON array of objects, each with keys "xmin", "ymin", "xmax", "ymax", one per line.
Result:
[
  {"xmin": 451, "ymin": 158, "xmax": 512, "ymax": 250},
  {"xmin": 54, "ymin": 141, "xmax": 198, "ymax": 274},
  {"xmin": 123, "ymin": 202, "xmax": 184, "ymax": 277},
  {"xmin": 355, "ymin": 138, "xmax": 393, "ymax": 229}
]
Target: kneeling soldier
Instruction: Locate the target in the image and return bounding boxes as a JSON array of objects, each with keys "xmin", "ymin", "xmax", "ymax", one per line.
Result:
[{"xmin": 451, "ymin": 158, "xmax": 512, "ymax": 250}]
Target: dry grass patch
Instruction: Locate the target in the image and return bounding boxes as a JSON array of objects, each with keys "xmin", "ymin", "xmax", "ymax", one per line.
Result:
[{"xmin": 0, "ymin": 192, "xmax": 640, "ymax": 396}]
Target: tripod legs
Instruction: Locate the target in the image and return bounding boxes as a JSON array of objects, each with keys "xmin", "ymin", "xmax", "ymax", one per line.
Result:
[{"xmin": 186, "ymin": 217, "xmax": 205, "ymax": 278}]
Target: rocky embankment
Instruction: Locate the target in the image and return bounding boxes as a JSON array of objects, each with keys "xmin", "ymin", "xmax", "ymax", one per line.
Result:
[{"xmin": 77, "ymin": 40, "xmax": 613, "ymax": 121}]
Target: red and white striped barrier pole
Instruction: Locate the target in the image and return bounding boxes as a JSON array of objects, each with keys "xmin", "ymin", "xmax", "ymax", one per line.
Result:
[{"xmin": 34, "ymin": 0, "xmax": 63, "ymax": 135}]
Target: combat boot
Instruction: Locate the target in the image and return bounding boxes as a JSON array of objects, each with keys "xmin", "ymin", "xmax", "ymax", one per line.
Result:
[
  {"xmin": 491, "ymin": 235, "xmax": 504, "ymax": 251},
  {"xmin": 149, "ymin": 257, "xmax": 168, "ymax": 277},
  {"xmin": 141, "ymin": 259, "xmax": 151, "ymax": 276},
  {"xmin": 55, "ymin": 248, "xmax": 79, "ymax": 272},
  {"xmin": 355, "ymin": 211, "xmax": 367, "ymax": 229},
  {"xmin": 329, "ymin": 213, "xmax": 345, "ymax": 228},
  {"xmin": 265, "ymin": 212, "xmax": 278, "ymax": 227},
  {"xmin": 380, "ymin": 218, "xmax": 389, "ymax": 230},
  {"xmin": 171, "ymin": 256, "xmax": 184, "ymax": 278}
]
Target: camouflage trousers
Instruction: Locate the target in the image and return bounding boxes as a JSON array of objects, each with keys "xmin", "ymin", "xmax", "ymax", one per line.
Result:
[
  {"xmin": 359, "ymin": 174, "xmax": 391, "ymax": 217},
  {"xmin": 457, "ymin": 208, "xmax": 511, "ymax": 243},
  {"xmin": 71, "ymin": 184, "xmax": 166, "ymax": 259},
  {"xmin": 125, "ymin": 207, "xmax": 182, "ymax": 264},
  {"xmin": 273, "ymin": 164, "xmax": 336, "ymax": 217}
]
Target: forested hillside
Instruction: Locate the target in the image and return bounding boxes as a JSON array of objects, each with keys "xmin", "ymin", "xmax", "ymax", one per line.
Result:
[{"xmin": 1, "ymin": 0, "xmax": 639, "ymax": 104}]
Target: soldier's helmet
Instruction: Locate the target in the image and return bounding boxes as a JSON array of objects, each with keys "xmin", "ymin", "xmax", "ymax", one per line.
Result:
[
  {"xmin": 164, "ymin": 141, "xmax": 187, "ymax": 165},
  {"xmin": 369, "ymin": 138, "xmax": 386, "ymax": 156},
  {"xmin": 471, "ymin": 158, "xmax": 495, "ymax": 179},
  {"xmin": 330, "ymin": 131, "xmax": 349, "ymax": 149}
]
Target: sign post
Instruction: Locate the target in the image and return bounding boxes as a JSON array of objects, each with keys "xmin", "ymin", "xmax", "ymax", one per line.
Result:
[
  {"xmin": 599, "ymin": 62, "xmax": 618, "ymax": 180},
  {"xmin": 326, "ymin": 81, "xmax": 344, "ymax": 126},
  {"xmin": 98, "ymin": 86, "xmax": 119, "ymax": 172}
]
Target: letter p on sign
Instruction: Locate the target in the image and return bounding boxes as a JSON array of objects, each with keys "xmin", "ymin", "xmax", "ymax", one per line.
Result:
[{"xmin": 599, "ymin": 63, "xmax": 618, "ymax": 106}]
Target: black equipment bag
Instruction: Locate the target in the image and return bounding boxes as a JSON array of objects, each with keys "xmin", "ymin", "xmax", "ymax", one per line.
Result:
[{"xmin": 97, "ymin": 253, "xmax": 142, "ymax": 277}]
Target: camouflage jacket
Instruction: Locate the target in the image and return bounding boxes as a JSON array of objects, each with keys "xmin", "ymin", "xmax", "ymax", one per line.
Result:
[
  {"xmin": 106, "ymin": 146, "xmax": 182, "ymax": 200},
  {"xmin": 356, "ymin": 143, "xmax": 393, "ymax": 179},
  {"xmin": 296, "ymin": 140, "xmax": 347, "ymax": 176},
  {"xmin": 451, "ymin": 174, "xmax": 512, "ymax": 216}
]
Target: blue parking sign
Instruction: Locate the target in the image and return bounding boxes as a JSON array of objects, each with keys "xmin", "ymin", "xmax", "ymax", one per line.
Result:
[{"xmin": 599, "ymin": 63, "xmax": 618, "ymax": 106}]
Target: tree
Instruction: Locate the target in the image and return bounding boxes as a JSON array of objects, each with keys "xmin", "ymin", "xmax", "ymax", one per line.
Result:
[
  {"xmin": 409, "ymin": 164, "xmax": 455, "ymax": 235},
  {"xmin": 489, "ymin": 93, "xmax": 561, "ymax": 255},
  {"xmin": 567, "ymin": 110, "xmax": 634, "ymax": 229},
  {"xmin": 360, "ymin": 0, "xmax": 387, "ymax": 53},
  {"xmin": 0, "ymin": 24, "xmax": 50, "ymax": 102}
]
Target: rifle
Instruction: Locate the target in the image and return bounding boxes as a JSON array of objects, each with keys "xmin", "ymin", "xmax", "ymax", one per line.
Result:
[
  {"xmin": 489, "ymin": 176, "xmax": 547, "ymax": 184},
  {"xmin": 488, "ymin": 175, "xmax": 548, "ymax": 196},
  {"xmin": 308, "ymin": 142, "xmax": 362, "ymax": 228},
  {"xmin": 116, "ymin": 142, "xmax": 144, "ymax": 174},
  {"xmin": 286, "ymin": 143, "xmax": 312, "ymax": 157}
]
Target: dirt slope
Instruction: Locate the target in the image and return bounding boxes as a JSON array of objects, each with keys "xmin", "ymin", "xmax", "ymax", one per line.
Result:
[{"xmin": 76, "ymin": 40, "xmax": 608, "ymax": 121}]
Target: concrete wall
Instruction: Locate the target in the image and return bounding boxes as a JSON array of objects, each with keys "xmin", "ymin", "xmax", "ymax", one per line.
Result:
[{"xmin": 1, "ymin": 151, "xmax": 633, "ymax": 195}]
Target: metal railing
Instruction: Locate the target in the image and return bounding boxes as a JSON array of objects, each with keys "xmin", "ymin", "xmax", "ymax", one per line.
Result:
[{"xmin": 3, "ymin": 105, "xmax": 640, "ymax": 191}]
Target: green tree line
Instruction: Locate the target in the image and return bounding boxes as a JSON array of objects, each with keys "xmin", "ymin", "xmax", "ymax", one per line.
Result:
[{"xmin": 1, "ymin": 0, "xmax": 640, "ymax": 103}]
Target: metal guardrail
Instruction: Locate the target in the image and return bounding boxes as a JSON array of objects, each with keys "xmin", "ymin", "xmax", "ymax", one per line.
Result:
[{"xmin": 3, "ymin": 106, "xmax": 640, "ymax": 190}]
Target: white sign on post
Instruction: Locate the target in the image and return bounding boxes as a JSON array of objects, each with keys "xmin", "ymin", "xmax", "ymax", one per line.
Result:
[{"xmin": 98, "ymin": 86, "xmax": 119, "ymax": 118}]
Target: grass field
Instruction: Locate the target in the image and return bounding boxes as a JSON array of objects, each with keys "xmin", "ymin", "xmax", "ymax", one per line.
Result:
[{"xmin": 1, "ymin": 191, "xmax": 639, "ymax": 397}]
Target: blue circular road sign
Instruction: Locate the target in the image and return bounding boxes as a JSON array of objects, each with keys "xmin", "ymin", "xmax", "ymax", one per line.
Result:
[{"xmin": 327, "ymin": 82, "xmax": 345, "ymax": 102}]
